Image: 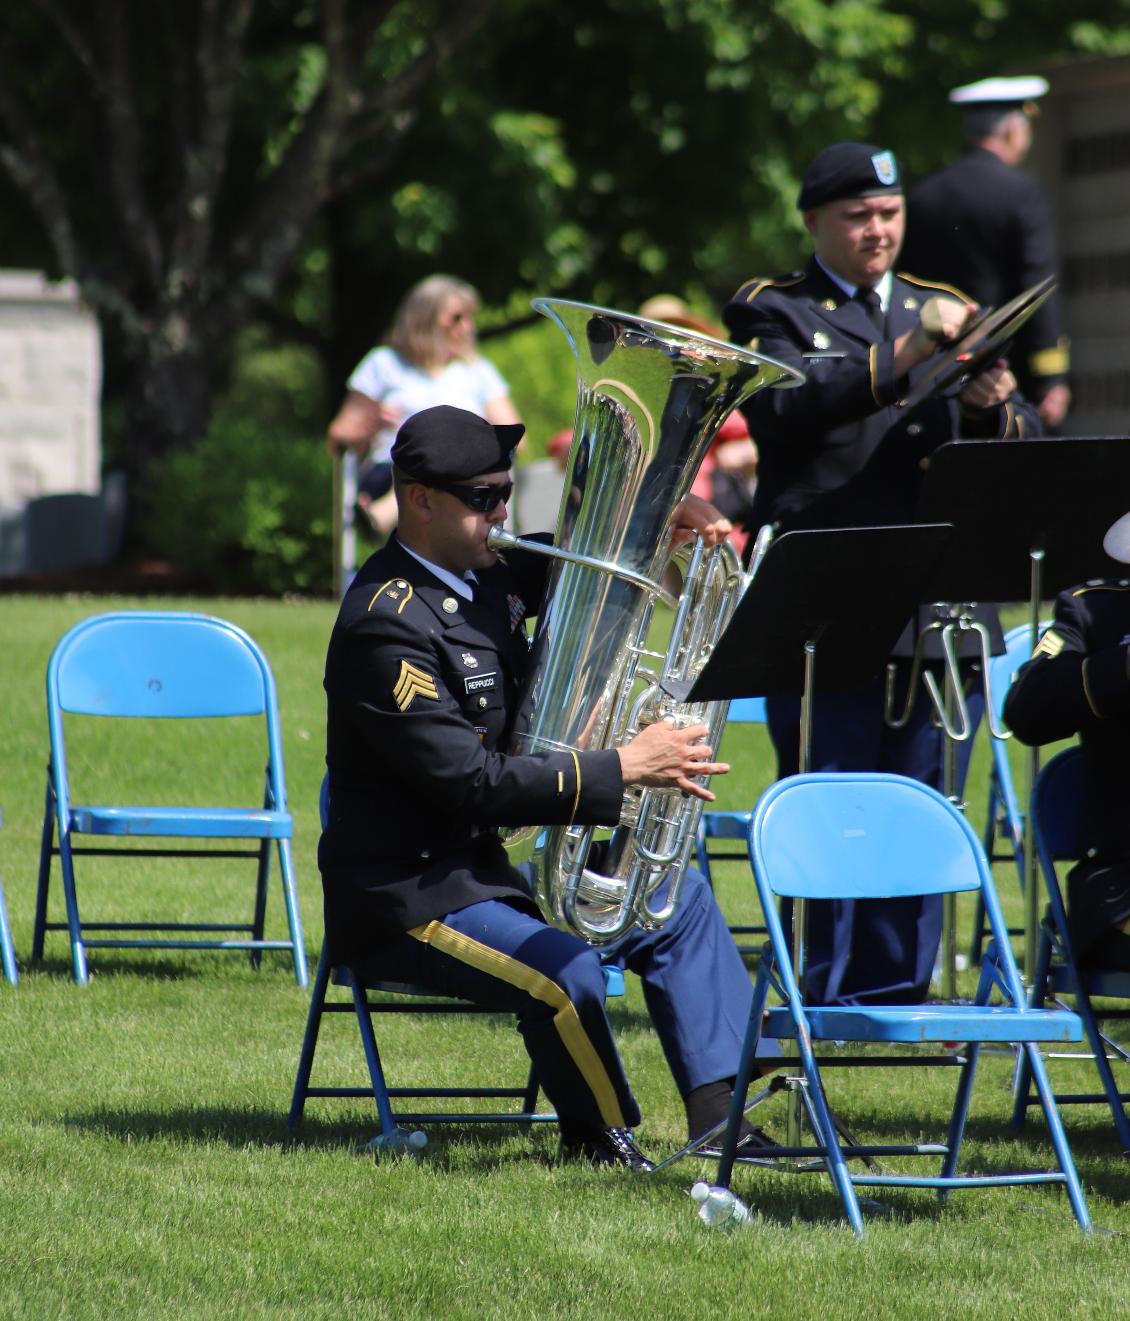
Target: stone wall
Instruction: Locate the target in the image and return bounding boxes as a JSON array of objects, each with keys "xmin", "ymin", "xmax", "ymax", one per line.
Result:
[{"xmin": 0, "ymin": 270, "xmax": 104, "ymax": 573}]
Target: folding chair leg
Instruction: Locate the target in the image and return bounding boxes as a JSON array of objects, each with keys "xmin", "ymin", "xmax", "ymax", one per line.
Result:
[
  {"xmin": 795, "ymin": 1032, "xmax": 866, "ymax": 1235},
  {"xmin": 288, "ymin": 945, "xmax": 333, "ymax": 1129},
  {"xmin": 1011, "ymin": 927, "xmax": 1054, "ymax": 1129},
  {"xmin": 57, "ymin": 832, "xmax": 89, "ymax": 985},
  {"xmin": 276, "ymin": 838, "xmax": 308, "ymax": 988},
  {"xmin": 31, "ymin": 781, "xmax": 56, "ymax": 964},
  {"xmin": 715, "ymin": 968, "xmax": 772, "ymax": 1188},
  {"xmin": 350, "ymin": 973, "xmax": 400, "ymax": 1139},
  {"xmin": 249, "ymin": 839, "xmax": 271, "ymax": 970},
  {"xmin": 939, "ymin": 1044, "xmax": 981, "ymax": 1187},
  {"xmin": 0, "ymin": 882, "xmax": 17, "ymax": 985},
  {"xmin": 1072, "ymin": 996, "xmax": 1130, "ymax": 1152},
  {"xmin": 1022, "ymin": 1041, "xmax": 1093, "ymax": 1231}
]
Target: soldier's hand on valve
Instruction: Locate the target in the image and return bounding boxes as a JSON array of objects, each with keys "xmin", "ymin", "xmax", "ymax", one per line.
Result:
[{"xmin": 617, "ymin": 717, "xmax": 730, "ymax": 801}]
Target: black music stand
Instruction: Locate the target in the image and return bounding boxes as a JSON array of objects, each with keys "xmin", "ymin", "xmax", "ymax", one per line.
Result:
[
  {"xmin": 917, "ymin": 436, "xmax": 1130, "ymax": 984},
  {"xmin": 917, "ymin": 437, "xmax": 1130, "ymax": 605},
  {"xmin": 665, "ymin": 524, "xmax": 956, "ymax": 1168},
  {"xmin": 683, "ymin": 524, "xmax": 953, "ymax": 766}
]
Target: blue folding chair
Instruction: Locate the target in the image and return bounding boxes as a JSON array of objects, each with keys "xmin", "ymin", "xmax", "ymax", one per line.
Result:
[
  {"xmin": 711, "ymin": 773, "xmax": 1091, "ymax": 1234},
  {"xmin": 694, "ymin": 696, "xmax": 768, "ymax": 954},
  {"xmin": 0, "ymin": 810, "xmax": 17, "ymax": 985},
  {"xmin": 1012, "ymin": 746, "xmax": 1130, "ymax": 1152},
  {"xmin": 970, "ymin": 621, "xmax": 1049, "ymax": 963},
  {"xmin": 33, "ymin": 611, "xmax": 308, "ymax": 987},
  {"xmin": 289, "ymin": 774, "xmax": 623, "ymax": 1150}
]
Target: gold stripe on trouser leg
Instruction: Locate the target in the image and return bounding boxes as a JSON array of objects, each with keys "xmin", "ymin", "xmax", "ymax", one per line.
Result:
[{"xmin": 408, "ymin": 920, "xmax": 626, "ymax": 1127}]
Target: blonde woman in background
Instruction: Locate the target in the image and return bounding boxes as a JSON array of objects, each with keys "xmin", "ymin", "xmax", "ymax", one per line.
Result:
[{"xmin": 327, "ymin": 274, "xmax": 522, "ymax": 536}]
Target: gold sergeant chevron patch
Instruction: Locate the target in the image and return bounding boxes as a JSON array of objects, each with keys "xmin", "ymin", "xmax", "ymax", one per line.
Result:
[
  {"xmin": 1033, "ymin": 629, "xmax": 1065, "ymax": 659},
  {"xmin": 393, "ymin": 659, "xmax": 439, "ymax": 711}
]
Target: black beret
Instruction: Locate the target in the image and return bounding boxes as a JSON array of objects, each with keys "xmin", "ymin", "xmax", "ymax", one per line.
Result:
[
  {"xmin": 797, "ymin": 142, "xmax": 901, "ymax": 210},
  {"xmin": 390, "ymin": 405, "xmax": 524, "ymax": 484}
]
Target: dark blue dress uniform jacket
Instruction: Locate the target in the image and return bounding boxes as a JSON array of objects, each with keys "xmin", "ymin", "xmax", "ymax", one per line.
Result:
[
  {"xmin": 1003, "ymin": 582, "xmax": 1130, "ymax": 958},
  {"xmin": 903, "ymin": 147, "xmax": 1069, "ymax": 401},
  {"xmin": 319, "ymin": 535, "xmax": 624, "ymax": 963},
  {"xmin": 724, "ymin": 258, "xmax": 1042, "ymax": 659},
  {"xmin": 723, "ymin": 258, "xmax": 1039, "ymax": 539}
]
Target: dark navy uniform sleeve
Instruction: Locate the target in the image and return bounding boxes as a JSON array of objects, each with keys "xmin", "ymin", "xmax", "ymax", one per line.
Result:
[
  {"xmin": 336, "ymin": 593, "xmax": 622, "ymax": 830},
  {"xmin": 726, "ymin": 278, "xmax": 905, "ymax": 432},
  {"xmin": 1004, "ymin": 588, "xmax": 1130, "ymax": 746}
]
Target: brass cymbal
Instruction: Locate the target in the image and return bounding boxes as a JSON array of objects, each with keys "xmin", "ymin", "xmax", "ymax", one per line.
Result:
[{"xmin": 897, "ymin": 274, "xmax": 1056, "ymax": 410}]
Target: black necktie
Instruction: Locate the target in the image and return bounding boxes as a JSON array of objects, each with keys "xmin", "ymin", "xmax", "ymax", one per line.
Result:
[{"xmin": 855, "ymin": 286, "xmax": 885, "ymax": 334}]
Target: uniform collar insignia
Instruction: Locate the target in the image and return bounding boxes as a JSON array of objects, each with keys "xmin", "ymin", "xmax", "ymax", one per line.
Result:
[
  {"xmin": 821, "ymin": 298, "xmax": 837, "ymax": 311},
  {"xmin": 903, "ymin": 296, "xmax": 919, "ymax": 310},
  {"xmin": 813, "ymin": 330, "xmax": 831, "ymax": 349},
  {"xmin": 462, "ymin": 652, "xmax": 479, "ymax": 668},
  {"xmin": 441, "ymin": 597, "xmax": 459, "ymax": 614}
]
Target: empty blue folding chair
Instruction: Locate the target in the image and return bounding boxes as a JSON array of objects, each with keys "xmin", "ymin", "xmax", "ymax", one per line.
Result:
[
  {"xmin": 970, "ymin": 621, "xmax": 1048, "ymax": 962},
  {"xmin": 33, "ymin": 611, "xmax": 307, "ymax": 986},
  {"xmin": 694, "ymin": 696, "xmax": 768, "ymax": 954},
  {"xmin": 1012, "ymin": 746, "xmax": 1130, "ymax": 1151},
  {"xmin": 289, "ymin": 774, "xmax": 623, "ymax": 1150},
  {"xmin": 0, "ymin": 810, "xmax": 17, "ymax": 985},
  {"xmin": 711, "ymin": 773, "xmax": 1091, "ymax": 1234}
]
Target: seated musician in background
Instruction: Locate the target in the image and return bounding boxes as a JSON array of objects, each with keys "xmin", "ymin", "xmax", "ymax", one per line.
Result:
[
  {"xmin": 723, "ymin": 141, "xmax": 1043, "ymax": 1007},
  {"xmin": 319, "ymin": 404, "xmax": 775, "ymax": 1170},
  {"xmin": 1003, "ymin": 511, "xmax": 1130, "ymax": 971}
]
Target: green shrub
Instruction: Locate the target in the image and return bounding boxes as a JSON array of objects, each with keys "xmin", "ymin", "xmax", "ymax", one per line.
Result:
[{"xmin": 141, "ymin": 417, "xmax": 334, "ymax": 596}]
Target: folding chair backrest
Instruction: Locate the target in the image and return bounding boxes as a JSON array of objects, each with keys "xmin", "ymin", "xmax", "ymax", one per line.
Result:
[
  {"xmin": 990, "ymin": 623, "xmax": 1040, "ymax": 724},
  {"xmin": 726, "ymin": 696, "xmax": 767, "ymax": 725},
  {"xmin": 50, "ymin": 612, "xmax": 270, "ymax": 719},
  {"xmin": 1033, "ymin": 746, "xmax": 1085, "ymax": 864},
  {"xmin": 751, "ymin": 773, "xmax": 985, "ymax": 902}
]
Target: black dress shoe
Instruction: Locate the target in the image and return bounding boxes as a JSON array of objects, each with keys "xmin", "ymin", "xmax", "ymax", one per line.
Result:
[
  {"xmin": 696, "ymin": 1126, "xmax": 776, "ymax": 1160},
  {"xmin": 558, "ymin": 1124, "xmax": 655, "ymax": 1171}
]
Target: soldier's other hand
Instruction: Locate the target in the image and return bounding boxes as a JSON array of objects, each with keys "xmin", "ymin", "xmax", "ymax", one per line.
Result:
[
  {"xmin": 617, "ymin": 717, "xmax": 730, "ymax": 801},
  {"xmin": 670, "ymin": 494, "xmax": 732, "ymax": 548},
  {"xmin": 920, "ymin": 296, "xmax": 978, "ymax": 345},
  {"xmin": 960, "ymin": 359, "xmax": 1017, "ymax": 410},
  {"xmin": 1037, "ymin": 382, "xmax": 1071, "ymax": 429}
]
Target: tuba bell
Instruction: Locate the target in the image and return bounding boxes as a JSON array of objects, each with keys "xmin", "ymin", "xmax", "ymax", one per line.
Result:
[{"xmin": 488, "ymin": 298, "xmax": 802, "ymax": 944}]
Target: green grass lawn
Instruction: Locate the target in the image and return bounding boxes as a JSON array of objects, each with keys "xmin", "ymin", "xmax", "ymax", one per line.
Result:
[{"xmin": 1, "ymin": 593, "xmax": 1127, "ymax": 1320}]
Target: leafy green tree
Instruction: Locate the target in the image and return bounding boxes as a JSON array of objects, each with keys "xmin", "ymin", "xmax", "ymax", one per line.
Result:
[{"xmin": 0, "ymin": 0, "xmax": 495, "ymax": 496}]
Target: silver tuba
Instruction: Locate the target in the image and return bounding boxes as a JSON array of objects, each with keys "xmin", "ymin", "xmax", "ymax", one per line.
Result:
[{"xmin": 488, "ymin": 298, "xmax": 802, "ymax": 944}]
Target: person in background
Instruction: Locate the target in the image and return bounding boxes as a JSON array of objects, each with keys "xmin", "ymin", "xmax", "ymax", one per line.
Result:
[
  {"xmin": 723, "ymin": 140, "xmax": 1041, "ymax": 1007},
  {"xmin": 1003, "ymin": 510, "xmax": 1130, "ymax": 971},
  {"xmin": 902, "ymin": 75, "xmax": 1071, "ymax": 430},
  {"xmin": 326, "ymin": 275, "xmax": 522, "ymax": 537}
]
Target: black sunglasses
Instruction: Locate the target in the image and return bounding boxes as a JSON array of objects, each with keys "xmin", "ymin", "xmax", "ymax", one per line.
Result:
[{"xmin": 432, "ymin": 480, "xmax": 513, "ymax": 512}]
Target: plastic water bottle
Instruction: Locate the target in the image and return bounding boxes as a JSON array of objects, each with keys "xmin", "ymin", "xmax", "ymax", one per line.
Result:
[{"xmin": 690, "ymin": 1181, "xmax": 751, "ymax": 1229}]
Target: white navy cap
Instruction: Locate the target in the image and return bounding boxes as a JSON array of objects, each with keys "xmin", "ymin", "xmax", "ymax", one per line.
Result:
[
  {"xmin": 949, "ymin": 76, "xmax": 1048, "ymax": 107},
  {"xmin": 1103, "ymin": 512, "xmax": 1130, "ymax": 564}
]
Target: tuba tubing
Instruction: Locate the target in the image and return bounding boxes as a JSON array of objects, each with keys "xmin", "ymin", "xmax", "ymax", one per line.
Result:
[{"xmin": 494, "ymin": 298, "xmax": 802, "ymax": 944}]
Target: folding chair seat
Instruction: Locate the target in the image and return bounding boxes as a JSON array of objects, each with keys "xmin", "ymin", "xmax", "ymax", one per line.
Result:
[
  {"xmin": 0, "ymin": 810, "xmax": 17, "ymax": 985},
  {"xmin": 693, "ymin": 696, "xmax": 768, "ymax": 955},
  {"xmin": 32, "ymin": 611, "xmax": 308, "ymax": 986},
  {"xmin": 970, "ymin": 622, "xmax": 1048, "ymax": 962},
  {"xmin": 1012, "ymin": 746, "xmax": 1130, "ymax": 1152},
  {"xmin": 709, "ymin": 773, "xmax": 1091, "ymax": 1235},
  {"xmin": 288, "ymin": 775, "xmax": 624, "ymax": 1150}
]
